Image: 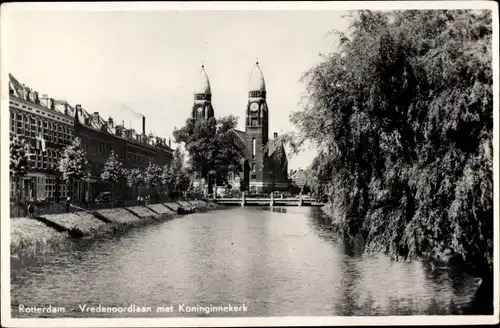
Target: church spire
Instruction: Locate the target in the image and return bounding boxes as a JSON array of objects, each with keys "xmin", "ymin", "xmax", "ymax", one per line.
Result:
[
  {"xmin": 192, "ymin": 63, "xmax": 214, "ymax": 119},
  {"xmin": 249, "ymin": 60, "xmax": 266, "ymax": 98},
  {"xmin": 194, "ymin": 63, "xmax": 211, "ymax": 97}
]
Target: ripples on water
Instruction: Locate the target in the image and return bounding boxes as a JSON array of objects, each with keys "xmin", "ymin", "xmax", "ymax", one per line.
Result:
[{"xmin": 11, "ymin": 207, "xmax": 480, "ymax": 317}]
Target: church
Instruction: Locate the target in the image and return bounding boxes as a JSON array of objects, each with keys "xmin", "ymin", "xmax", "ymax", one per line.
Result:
[{"xmin": 190, "ymin": 62, "xmax": 289, "ymax": 194}]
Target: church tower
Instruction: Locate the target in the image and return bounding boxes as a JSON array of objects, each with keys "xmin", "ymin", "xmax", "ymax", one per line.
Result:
[
  {"xmin": 245, "ymin": 61, "xmax": 269, "ymax": 191},
  {"xmin": 192, "ymin": 64, "xmax": 214, "ymax": 120}
]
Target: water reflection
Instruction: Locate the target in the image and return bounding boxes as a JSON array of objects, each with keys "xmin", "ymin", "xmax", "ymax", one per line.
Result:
[{"xmin": 11, "ymin": 207, "xmax": 480, "ymax": 317}]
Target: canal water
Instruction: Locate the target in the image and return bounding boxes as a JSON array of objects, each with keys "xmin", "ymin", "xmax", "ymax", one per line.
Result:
[{"xmin": 11, "ymin": 207, "xmax": 480, "ymax": 317}]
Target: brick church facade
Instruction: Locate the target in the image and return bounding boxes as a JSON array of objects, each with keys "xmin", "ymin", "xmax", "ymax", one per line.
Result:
[{"xmin": 191, "ymin": 62, "xmax": 288, "ymax": 193}]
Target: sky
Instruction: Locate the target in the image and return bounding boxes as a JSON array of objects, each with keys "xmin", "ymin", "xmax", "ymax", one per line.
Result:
[{"xmin": 5, "ymin": 8, "xmax": 351, "ymax": 170}]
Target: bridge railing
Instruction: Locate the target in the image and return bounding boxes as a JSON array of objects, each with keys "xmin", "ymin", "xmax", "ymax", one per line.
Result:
[{"xmin": 216, "ymin": 192, "xmax": 311, "ymax": 207}]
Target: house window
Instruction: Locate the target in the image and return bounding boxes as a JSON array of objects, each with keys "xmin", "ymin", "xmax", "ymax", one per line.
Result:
[
  {"xmin": 10, "ymin": 111, "xmax": 15, "ymax": 133},
  {"xmin": 11, "ymin": 181, "xmax": 15, "ymax": 198},
  {"xmin": 35, "ymin": 149, "xmax": 41, "ymax": 169}
]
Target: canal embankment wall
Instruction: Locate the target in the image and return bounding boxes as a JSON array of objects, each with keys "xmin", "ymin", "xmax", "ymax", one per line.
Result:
[{"xmin": 11, "ymin": 200, "xmax": 221, "ymax": 260}]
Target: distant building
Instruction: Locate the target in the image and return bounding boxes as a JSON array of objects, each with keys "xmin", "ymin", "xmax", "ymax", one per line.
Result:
[
  {"xmin": 290, "ymin": 169, "xmax": 307, "ymax": 192},
  {"xmin": 190, "ymin": 63, "xmax": 288, "ymax": 193},
  {"xmin": 9, "ymin": 73, "xmax": 174, "ymax": 203}
]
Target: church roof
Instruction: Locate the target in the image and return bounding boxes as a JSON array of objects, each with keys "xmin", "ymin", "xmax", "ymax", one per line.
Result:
[
  {"xmin": 268, "ymin": 139, "xmax": 286, "ymax": 159},
  {"xmin": 232, "ymin": 129, "xmax": 246, "ymax": 142},
  {"xmin": 194, "ymin": 65, "xmax": 211, "ymax": 94},
  {"xmin": 249, "ymin": 62, "xmax": 266, "ymax": 92}
]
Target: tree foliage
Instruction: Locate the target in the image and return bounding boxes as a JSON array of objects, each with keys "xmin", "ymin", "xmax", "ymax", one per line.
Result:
[
  {"xmin": 124, "ymin": 167, "xmax": 146, "ymax": 188},
  {"xmin": 290, "ymin": 10, "xmax": 493, "ymax": 268},
  {"xmin": 173, "ymin": 115, "xmax": 245, "ymax": 184},
  {"xmin": 58, "ymin": 137, "xmax": 89, "ymax": 183},
  {"xmin": 145, "ymin": 160, "xmax": 163, "ymax": 187},
  {"xmin": 101, "ymin": 150, "xmax": 124, "ymax": 184},
  {"xmin": 162, "ymin": 148, "xmax": 191, "ymax": 192},
  {"xmin": 10, "ymin": 134, "xmax": 30, "ymax": 179}
]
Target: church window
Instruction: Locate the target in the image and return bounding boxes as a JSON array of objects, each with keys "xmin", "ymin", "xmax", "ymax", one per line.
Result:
[
  {"xmin": 252, "ymin": 138, "xmax": 256, "ymax": 159},
  {"xmin": 250, "ymin": 110, "xmax": 259, "ymax": 126},
  {"xmin": 196, "ymin": 106, "xmax": 204, "ymax": 119}
]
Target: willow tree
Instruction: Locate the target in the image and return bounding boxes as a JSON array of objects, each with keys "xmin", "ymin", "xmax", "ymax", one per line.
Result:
[{"xmin": 284, "ymin": 9, "xmax": 492, "ymax": 309}]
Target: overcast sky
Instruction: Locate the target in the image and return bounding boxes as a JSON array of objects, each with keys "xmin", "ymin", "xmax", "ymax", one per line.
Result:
[{"xmin": 5, "ymin": 8, "xmax": 351, "ymax": 170}]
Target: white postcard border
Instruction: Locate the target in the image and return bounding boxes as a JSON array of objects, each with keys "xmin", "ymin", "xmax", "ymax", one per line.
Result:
[{"xmin": 1, "ymin": 1, "xmax": 498, "ymax": 327}]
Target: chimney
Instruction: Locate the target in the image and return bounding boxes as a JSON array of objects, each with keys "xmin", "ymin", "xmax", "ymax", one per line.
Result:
[
  {"xmin": 40, "ymin": 94, "xmax": 55, "ymax": 110},
  {"xmin": 168, "ymin": 138, "xmax": 171, "ymax": 148},
  {"xmin": 29, "ymin": 90, "xmax": 39, "ymax": 104},
  {"xmin": 75, "ymin": 104, "xmax": 81, "ymax": 114},
  {"xmin": 274, "ymin": 132, "xmax": 278, "ymax": 138},
  {"xmin": 142, "ymin": 115, "xmax": 145, "ymax": 135},
  {"xmin": 108, "ymin": 116, "xmax": 114, "ymax": 127},
  {"xmin": 75, "ymin": 104, "xmax": 83, "ymax": 115},
  {"xmin": 20, "ymin": 85, "xmax": 29, "ymax": 100}
]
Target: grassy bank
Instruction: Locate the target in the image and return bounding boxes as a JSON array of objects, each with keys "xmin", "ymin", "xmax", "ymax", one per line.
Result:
[{"xmin": 11, "ymin": 200, "xmax": 223, "ymax": 261}]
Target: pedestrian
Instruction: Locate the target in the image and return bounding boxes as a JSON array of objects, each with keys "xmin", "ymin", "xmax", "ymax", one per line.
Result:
[
  {"xmin": 66, "ymin": 196, "xmax": 71, "ymax": 213},
  {"xmin": 27, "ymin": 199, "xmax": 34, "ymax": 219}
]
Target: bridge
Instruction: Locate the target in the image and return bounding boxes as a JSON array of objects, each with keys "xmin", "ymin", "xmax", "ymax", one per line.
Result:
[{"xmin": 215, "ymin": 193, "xmax": 325, "ymax": 207}]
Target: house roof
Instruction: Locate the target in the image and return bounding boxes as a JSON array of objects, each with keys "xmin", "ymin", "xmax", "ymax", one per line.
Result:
[{"xmin": 9, "ymin": 73, "xmax": 23, "ymax": 93}]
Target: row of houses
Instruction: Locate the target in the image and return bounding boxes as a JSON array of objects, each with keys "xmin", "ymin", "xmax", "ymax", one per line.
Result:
[{"xmin": 8, "ymin": 73, "xmax": 174, "ymax": 204}]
